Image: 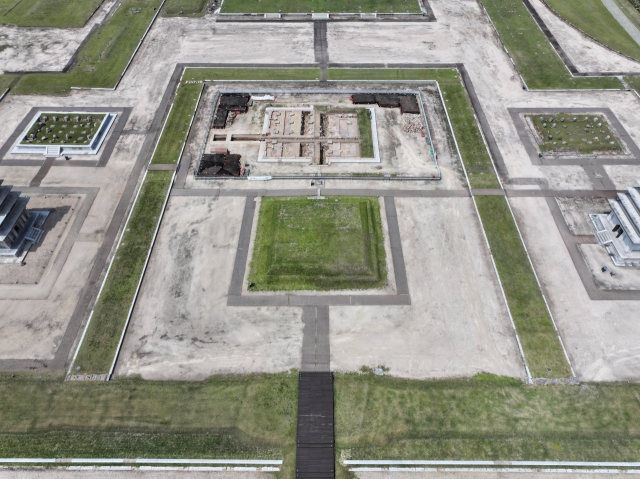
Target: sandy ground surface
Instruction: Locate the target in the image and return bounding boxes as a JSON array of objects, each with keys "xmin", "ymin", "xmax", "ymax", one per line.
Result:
[
  {"xmin": 0, "ymin": 0, "xmax": 118, "ymax": 74},
  {"xmin": 580, "ymin": 243, "xmax": 640, "ymax": 289},
  {"xmin": 528, "ymin": 0, "xmax": 640, "ymax": 73},
  {"xmin": 604, "ymin": 165, "xmax": 640, "ymax": 189},
  {"xmin": 555, "ymin": 196, "xmax": 610, "ymax": 235},
  {"xmin": 0, "ymin": 195, "xmax": 79, "ymax": 284},
  {"xmin": 355, "ymin": 472, "xmax": 636, "ymax": 479},
  {"xmin": 0, "ymin": 471, "xmax": 271, "ymax": 479},
  {"xmin": 331, "ymin": 197, "xmax": 525, "ymax": 379},
  {"xmin": 509, "ymin": 196, "xmax": 640, "ymax": 381},
  {"xmin": 116, "ymin": 195, "xmax": 303, "ymax": 380}
]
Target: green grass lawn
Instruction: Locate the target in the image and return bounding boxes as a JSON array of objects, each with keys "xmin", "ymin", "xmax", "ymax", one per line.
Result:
[
  {"xmin": 0, "ymin": 373, "xmax": 296, "ymax": 462},
  {"xmin": 0, "ymin": 0, "xmax": 103, "ymax": 27},
  {"xmin": 162, "ymin": 0, "xmax": 207, "ymax": 16},
  {"xmin": 151, "ymin": 83, "xmax": 202, "ymax": 164},
  {"xmin": 526, "ymin": 113, "xmax": 622, "ymax": 154},
  {"xmin": 356, "ymin": 108, "xmax": 374, "ymax": 158},
  {"xmin": 475, "ymin": 196, "xmax": 572, "ymax": 378},
  {"xmin": 0, "ymin": 74, "xmax": 18, "ymax": 95},
  {"xmin": 335, "ymin": 373, "xmax": 640, "ymax": 469},
  {"xmin": 220, "ymin": 0, "xmax": 421, "ymax": 13},
  {"xmin": 72, "ymin": 170, "xmax": 173, "ymax": 375},
  {"xmin": 11, "ymin": 0, "xmax": 163, "ymax": 95},
  {"xmin": 545, "ymin": 0, "xmax": 640, "ymax": 62},
  {"xmin": 626, "ymin": 75, "xmax": 640, "ymax": 93},
  {"xmin": 182, "ymin": 67, "xmax": 320, "ymax": 82},
  {"xmin": 248, "ymin": 197, "xmax": 387, "ymax": 291},
  {"xmin": 480, "ymin": 0, "xmax": 622, "ymax": 90}
]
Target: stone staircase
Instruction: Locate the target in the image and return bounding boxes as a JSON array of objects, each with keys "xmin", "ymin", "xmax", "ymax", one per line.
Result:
[{"xmin": 45, "ymin": 145, "xmax": 61, "ymax": 157}]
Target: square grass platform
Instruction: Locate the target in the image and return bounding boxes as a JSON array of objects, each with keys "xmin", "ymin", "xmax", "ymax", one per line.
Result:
[
  {"xmin": 220, "ymin": 0, "xmax": 421, "ymax": 13},
  {"xmin": 248, "ymin": 197, "xmax": 387, "ymax": 291},
  {"xmin": 526, "ymin": 113, "xmax": 622, "ymax": 154}
]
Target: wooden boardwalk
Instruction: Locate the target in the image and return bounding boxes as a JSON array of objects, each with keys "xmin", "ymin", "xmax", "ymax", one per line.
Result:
[{"xmin": 296, "ymin": 371, "xmax": 334, "ymax": 478}]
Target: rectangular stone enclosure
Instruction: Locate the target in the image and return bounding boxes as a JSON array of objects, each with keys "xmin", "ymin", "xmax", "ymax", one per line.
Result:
[
  {"xmin": 12, "ymin": 111, "xmax": 116, "ymax": 156},
  {"xmin": 248, "ymin": 197, "xmax": 387, "ymax": 291}
]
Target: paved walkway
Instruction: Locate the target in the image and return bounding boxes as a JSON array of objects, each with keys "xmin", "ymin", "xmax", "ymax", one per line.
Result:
[{"xmin": 602, "ymin": 0, "xmax": 640, "ymax": 48}]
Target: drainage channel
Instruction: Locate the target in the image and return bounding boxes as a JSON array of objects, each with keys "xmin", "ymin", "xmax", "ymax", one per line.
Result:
[{"xmin": 296, "ymin": 305, "xmax": 334, "ymax": 478}]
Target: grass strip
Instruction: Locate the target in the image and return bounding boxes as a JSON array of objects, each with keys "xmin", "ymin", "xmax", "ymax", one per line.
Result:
[
  {"xmin": 545, "ymin": 0, "xmax": 640, "ymax": 62},
  {"xmin": 72, "ymin": 170, "xmax": 173, "ymax": 374},
  {"xmin": 0, "ymin": 373, "xmax": 296, "ymax": 461},
  {"xmin": 0, "ymin": 0, "xmax": 104, "ymax": 27},
  {"xmin": 625, "ymin": 75, "xmax": 640, "ymax": 94},
  {"xmin": 0, "ymin": 74, "xmax": 19, "ymax": 95},
  {"xmin": 480, "ymin": 0, "xmax": 622, "ymax": 90},
  {"xmin": 151, "ymin": 83, "xmax": 202, "ymax": 164},
  {"xmin": 248, "ymin": 197, "xmax": 387, "ymax": 291},
  {"xmin": 475, "ymin": 196, "xmax": 571, "ymax": 378},
  {"xmin": 220, "ymin": 0, "xmax": 421, "ymax": 13},
  {"xmin": 335, "ymin": 373, "xmax": 640, "ymax": 467},
  {"xmin": 162, "ymin": 0, "xmax": 207, "ymax": 15},
  {"xmin": 182, "ymin": 67, "xmax": 320, "ymax": 82},
  {"xmin": 11, "ymin": 0, "xmax": 163, "ymax": 95},
  {"xmin": 356, "ymin": 108, "xmax": 374, "ymax": 158},
  {"xmin": 327, "ymin": 68, "xmax": 500, "ymax": 188}
]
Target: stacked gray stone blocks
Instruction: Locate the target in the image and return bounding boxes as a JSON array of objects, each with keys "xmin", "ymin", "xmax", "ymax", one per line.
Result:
[{"xmin": 591, "ymin": 179, "xmax": 640, "ymax": 266}]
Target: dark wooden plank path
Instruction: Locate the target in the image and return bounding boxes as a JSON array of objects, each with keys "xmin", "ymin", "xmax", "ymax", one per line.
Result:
[{"xmin": 296, "ymin": 371, "xmax": 334, "ymax": 478}]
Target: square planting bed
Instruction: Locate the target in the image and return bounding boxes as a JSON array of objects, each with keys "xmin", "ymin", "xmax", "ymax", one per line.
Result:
[
  {"xmin": 248, "ymin": 197, "xmax": 387, "ymax": 291},
  {"xmin": 525, "ymin": 113, "xmax": 623, "ymax": 155},
  {"xmin": 12, "ymin": 112, "xmax": 117, "ymax": 157}
]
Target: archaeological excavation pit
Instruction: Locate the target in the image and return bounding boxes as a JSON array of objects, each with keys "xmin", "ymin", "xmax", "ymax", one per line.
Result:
[{"xmin": 194, "ymin": 90, "xmax": 440, "ymax": 179}]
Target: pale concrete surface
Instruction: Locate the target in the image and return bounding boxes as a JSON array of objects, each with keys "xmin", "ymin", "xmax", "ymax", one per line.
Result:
[
  {"xmin": 529, "ymin": 0, "xmax": 640, "ymax": 72},
  {"xmin": 602, "ymin": 0, "xmax": 640, "ymax": 47},
  {"xmin": 0, "ymin": 471, "xmax": 271, "ymax": 479},
  {"xmin": 330, "ymin": 197, "xmax": 525, "ymax": 379},
  {"xmin": 509, "ymin": 196, "xmax": 640, "ymax": 381},
  {"xmin": 556, "ymin": 196, "xmax": 609, "ymax": 235},
  {"xmin": 604, "ymin": 165, "xmax": 640, "ymax": 189},
  {"xmin": 116, "ymin": 196, "xmax": 303, "ymax": 380},
  {"xmin": 0, "ymin": 0, "xmax": 118, "ymax": 74}
]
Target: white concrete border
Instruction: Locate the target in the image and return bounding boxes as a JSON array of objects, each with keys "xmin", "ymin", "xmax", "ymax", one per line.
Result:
[
  {"xmin": 11, "ymin": 112, "xmax": 116, "ymax": 157},
  {"xmin": 0, "ymin": 458, "xmax": 281, "ymax": 465}
]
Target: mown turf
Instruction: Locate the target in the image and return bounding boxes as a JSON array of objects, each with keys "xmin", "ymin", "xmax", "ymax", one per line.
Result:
[
  {"xmin": 356, "ymin": 108, "xmax": 374, "ymax": 158},
  {"xmin": 220, "ymin": 0, "xmax": 420, "ymax": 13},
  {"xmin": 162, "ymin": 0, "xmax": 207, "ymax": 16},
  {"xmin": 248, "ymin": 197, "xmax": 387, "ymax": 291},
  {"xmin": 545, "ymin": 0, "xmax": 640, "ymax": 62},
  {"xmin": 182, "ymin": 67, "xmax": 320, "ymax": 82},
  {"xmin": 0, "ymin": 373, "xmax": 296, "ymax": 461},
  {"xmin": 327, "ymin": 68, "xmax": 500, "ymax": 188},
  {"xmin": 11, "ymin": 0, "xmax": 163, "ymax": 95},
  {"xmin": 151, "ymin": 83, "xmax": 202, "ymax": 164},
  {"xmin": 475, "ymin": 196, "xmax": 571, "ymax": 378},
  {"xmin": 480, "ymin": 0, "xmax": 622, "ymax": 90},
  {"xmin": 626, "ymin": 75, "xmax": 640, "ymax": 94},
  {"xmin": 335, "ymin": 373, "xmax": 640, "ymax": 464},
  {"xmin": 0, "ymin": 74, "xmax": 18, "ymax": 95},
  {"xmin": 72, "ymin": 170, "xmax": 173, "ymax": 375},
  {"xmin": 0, "ymin": 0, "xmax": 103, "ymax": 27}
]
